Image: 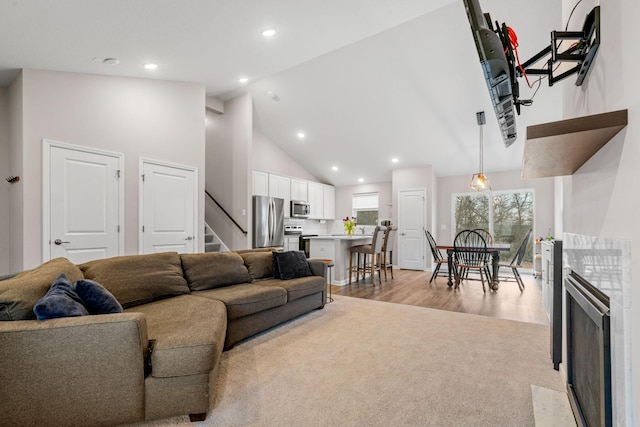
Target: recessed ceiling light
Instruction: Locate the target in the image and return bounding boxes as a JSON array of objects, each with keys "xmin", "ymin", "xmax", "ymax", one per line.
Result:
[
  {"xmin": 358, "ymin": 178, "xmax": 364, "ymax": 183},
  {"xmin": 391, "ymin": 157, "xmax": 399, "ymax": 163},
  {"xmin": 297, "ymin": 132, "xmax": 305, "ymax": 139},
  {"xmin": 332, "ymin": 166, "xmax": 339, "ymax": 171},
  {"xmin": 261, "ymin": 29, "xmax": 276, "ymax": 38},
  {"xmin": 238, "ymin": 77, "xmax": 249, "ymax": 84},
  {"xmin": 143, "ymin": 63, "xmax": 158, "ymax": 70}
]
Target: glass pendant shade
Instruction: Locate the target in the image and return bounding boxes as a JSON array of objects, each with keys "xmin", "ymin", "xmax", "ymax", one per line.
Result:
[{"xmin": 470, "ymin": 111, "xmax": 490, "ymax": 191}]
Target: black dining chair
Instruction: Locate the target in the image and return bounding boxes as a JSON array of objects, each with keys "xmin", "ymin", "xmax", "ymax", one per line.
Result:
[
  {"xmin": 497, "ymin": 228, "xmax": 533, "ymax": 291},
  {"xmin": 425, "ymin": 230, "xmax": 448, "ymax": 283},
  {"xmin": 453, "ymin": 229, "xmax": 492, "ymax": 292}
]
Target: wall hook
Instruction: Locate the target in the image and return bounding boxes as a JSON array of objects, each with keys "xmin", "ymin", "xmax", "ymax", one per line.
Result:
[{"xmin": 6, "ymin": 176, "xmax": 20, "ymax": 184}]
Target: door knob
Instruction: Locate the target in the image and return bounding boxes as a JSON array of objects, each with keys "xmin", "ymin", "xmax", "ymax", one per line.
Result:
[
  {"xmin": 185, "ymin": 236, "xmax": 193, "ymax": 241},
  {"xmin": 54, "ymin": 239, "xmax": 70, "ymax": 245}
]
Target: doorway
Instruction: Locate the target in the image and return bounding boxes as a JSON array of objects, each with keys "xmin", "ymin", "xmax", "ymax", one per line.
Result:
[
  {"xmin": 398, "ymin": 188, "xmax": 425, "ymax": 270},
  {"xmin": 43, "ymin": 140, "xmax": 124, "ymax": 264},
  {"xmin": 139, "ymin": 159, "xmax": 197, "ymax": 254}
]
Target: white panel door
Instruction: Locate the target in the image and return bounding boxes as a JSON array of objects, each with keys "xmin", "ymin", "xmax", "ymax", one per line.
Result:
[
  {"xmin": 398, "ymin": 189, "xmax": 425, "ymax": 270},
  {"xmin": 141, "ymin": 160, "xmax": 197, "ymax": 254},
  {"xmin": 47, "ymin": 143, "xmax": 122, "ymax": 264}
]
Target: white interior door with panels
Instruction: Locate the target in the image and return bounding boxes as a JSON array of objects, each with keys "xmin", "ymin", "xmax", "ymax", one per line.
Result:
[
  {"xmin": 398, "ymin": 189, "xmax": 426, "ymax": 270},
  {"xmin": 140, "ymin": 159, "xmax": 197, "ymax": 254},
  {"xmin": 43, "ymin": 140, "xmax": 123, "ymax": 264}
]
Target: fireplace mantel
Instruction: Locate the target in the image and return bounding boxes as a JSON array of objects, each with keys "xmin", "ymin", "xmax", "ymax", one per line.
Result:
[{"xmin": 521, "ymin": 109, "xmax": 628, "ymax": 179}]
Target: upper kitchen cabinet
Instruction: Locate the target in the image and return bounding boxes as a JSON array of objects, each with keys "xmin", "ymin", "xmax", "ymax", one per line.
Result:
[
  {"xmin": 323, "ymin": 185, "xmax": 335, "ymax": 220},
  {"xmin": 269, "ymin": 174, "xmax": 291, "ymax": 218},
  {"xmin": 252, "ymin": 170, "xmax": 269, "ymax": 197},
  {"xmin": 307, "ymin": 182, "xmax": 324, "ymax": 219},
  {"xmin": 290, "ymin": 179, "xmax": 308, "ymax": 202}
]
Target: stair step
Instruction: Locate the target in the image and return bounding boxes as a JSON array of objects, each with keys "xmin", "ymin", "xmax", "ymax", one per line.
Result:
[{"xmin": 205, "ymin": 242, "xmax": 221, "ymax": 252}]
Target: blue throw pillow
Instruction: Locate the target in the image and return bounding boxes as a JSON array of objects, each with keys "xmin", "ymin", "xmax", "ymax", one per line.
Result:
[
  {"xmin": 74, "ymin": 279, "xmax": 124, "ymax": 314},
  {"xmin": 273, "ymin": 251, "xmax": 312, "ymax": 280},
  {"xmin": 33, "ymin": 273, "xmax": 89, "ymax": 320}
]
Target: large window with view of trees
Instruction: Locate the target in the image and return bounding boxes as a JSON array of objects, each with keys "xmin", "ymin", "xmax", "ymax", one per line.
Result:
[{"xmin": 452, "ymin": 190, "xmax": 534, "ymax": 267}]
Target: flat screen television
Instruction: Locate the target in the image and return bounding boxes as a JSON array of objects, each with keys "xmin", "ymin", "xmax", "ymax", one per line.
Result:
[{"xmin": 462, "ymin": 0, "xmax": 519, "ymax": 147}]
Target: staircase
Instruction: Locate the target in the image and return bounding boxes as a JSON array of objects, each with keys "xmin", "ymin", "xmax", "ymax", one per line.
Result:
[{"xmin": 204, "ymin": 222, "xmax": 229, "ymax": 253}]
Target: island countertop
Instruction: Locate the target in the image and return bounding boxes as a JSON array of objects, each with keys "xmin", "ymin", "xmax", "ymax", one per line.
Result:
[{"xmin": 307, "ymin": 235, "xmax": 373, "ymax": 286}]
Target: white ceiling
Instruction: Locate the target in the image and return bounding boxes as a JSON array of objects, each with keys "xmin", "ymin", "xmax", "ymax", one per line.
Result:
[{"xmin": 0, "ymin": 0, "xmax": 567, "ymax": 186}]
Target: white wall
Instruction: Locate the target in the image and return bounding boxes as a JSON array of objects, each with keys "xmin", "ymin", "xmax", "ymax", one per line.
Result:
[
  {"xmin": 0, "ymin": 88, "xmax": 10, "ymax": 275},
  {"xmin": 560, "ymin": 0, "xmax": 640, "ymax": 420},
  {"xmin": 252, "ymin": 128, "xmax": 319, "ymax": 182},
  {"xmin": 436, "ymin": 170, "xmax": 555, "ymax": 245},
  {"xmin": 9, "ymin": 69, "xmax": 205, "ymax": 271},
  {"xmin": 205, "ymin": 94, "xmax": 252, "ymax": 250}
]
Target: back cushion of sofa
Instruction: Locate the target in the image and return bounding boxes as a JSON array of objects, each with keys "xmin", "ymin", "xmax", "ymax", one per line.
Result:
[
  {"xmin": 240, "ymin": 251, "xmax": 274, "ymax": 281},
  {"xmin": 181, "ymin": 252, "xmax": 251, "ymax": 291},
  {"xmin": 0, "ymin": 258, "xmax": 84, "ymax": 321},
  {"xmin": 79, "ymin": 252, "xmax": 189, "ymax": 308}
]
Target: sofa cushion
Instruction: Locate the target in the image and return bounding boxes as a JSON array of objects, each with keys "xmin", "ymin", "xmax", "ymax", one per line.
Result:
[
  {"xmin": 180, "ymin": 252, "xmax": 251, "ymax": 291},
  {"xmin": 75, "ymin": 279, "xmax": 124, "ymax": 314},
  {"xmin": 126, "ymin": 295, "xmax": 227, "ymax": 378},
  {"xmin": 79, "ymin": 252, "xmax": 189, "ymax": 308},
  {"xmin": 240, "ymin": 251, "xmax": 273, "ymax": 280},
  {"xmin": 272, "ymin": 251, "xmax": 312, "ymax": 280},
  {"xmin": 192, "ymin": 283, "xmax": 287, "ymax": 320},
  {"xmin": 0, "ymin": 257, "xmax": 84, "ymax": 321},
  {"xmin": 33, "ymin": 273, "xmax": 89, "ymax": 320},
  {"xmin": 256, "ymin": 276, "xmax": 326, "ymax": 302}
]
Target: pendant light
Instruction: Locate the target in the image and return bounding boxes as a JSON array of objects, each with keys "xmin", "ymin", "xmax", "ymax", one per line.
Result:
[{"xmin": 470, "ymin": 111, "xmax": 491, "ymax": 191}]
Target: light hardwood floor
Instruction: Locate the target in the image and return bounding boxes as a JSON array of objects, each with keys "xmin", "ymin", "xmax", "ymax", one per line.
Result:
[{"xmin": 330, "ymin": 267, "xmax": 549, "ymax": 325}]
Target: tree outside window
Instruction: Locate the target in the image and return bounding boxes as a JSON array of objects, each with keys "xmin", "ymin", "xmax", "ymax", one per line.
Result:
[{"xmin": 453, "ymin": 191, "xmax": 534, "ymax": 267}]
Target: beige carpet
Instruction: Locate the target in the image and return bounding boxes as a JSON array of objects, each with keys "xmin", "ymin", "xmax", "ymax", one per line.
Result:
[{"xmin": 128, "ymin": 295, "xmax": 565, "ymax": 427}]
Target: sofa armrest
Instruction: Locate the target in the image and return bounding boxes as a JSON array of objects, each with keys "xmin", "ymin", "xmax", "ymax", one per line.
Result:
[
  {"xmin": 307, "ymin": 259, "xmax": 328, "ymax": 278},
  {"xmin": 0, "ymin": 313, "xmax": 149, "ymax": 426}
]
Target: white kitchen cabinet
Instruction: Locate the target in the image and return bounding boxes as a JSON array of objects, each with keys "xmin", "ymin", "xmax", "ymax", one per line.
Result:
[
  {"xmin": 290, "ymin": 179, "xmax": 308, "ymax": 202},
  {"xmin": 252, "ymin": 170, "xmax": 269, "ymax": 196},
  {"xmin": 323, "ymin": 184, "xmax": 335, "ymax": 220},
  {"xmin": 307, "ymin": 182, "xmax": 324, "ymax": 219},
  {"xmin": 285, "ymin": 236, "xmax": 299, "ymax": 252},
  {"xmin": 269, "ymin": 174, "xmax": 291, "ymax": 217}
]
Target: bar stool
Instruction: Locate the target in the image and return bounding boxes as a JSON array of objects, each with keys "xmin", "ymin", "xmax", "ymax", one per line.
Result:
[
  {"xmin": 313, "ymin": 259, "xmax": 334, "ymax": 303},
  {"xmin": 348, "ymin": 226, "xmax": 386, "ymax": 285},
  {"xmin": 381, "ymin": 226, "xmax": 398, "ymax": 280}
]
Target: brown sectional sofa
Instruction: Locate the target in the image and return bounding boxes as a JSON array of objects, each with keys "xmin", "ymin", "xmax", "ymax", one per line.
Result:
[{"xmin": 0, "ymin": 249, "xmax": 327, "ymax": 426}]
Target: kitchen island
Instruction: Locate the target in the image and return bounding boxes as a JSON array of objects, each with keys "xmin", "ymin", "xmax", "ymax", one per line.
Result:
[{"xmin": 306, "ymin": 235, "xmax": 373, "ymax": 285}]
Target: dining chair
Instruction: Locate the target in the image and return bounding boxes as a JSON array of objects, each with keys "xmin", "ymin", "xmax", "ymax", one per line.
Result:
[
  {"xmin": 381, "ymin": 226, "xmax": 398, "ymax": 280},
  {"xmin": 425, "ymin": 230, "xmax": 448, "ymax": 283},
  {"xmin": 349, "ymin": 226, "xmax": 386, "ymax": 285},
  {"xmin": 453, "ymin": 229, "xmax": 492, "ymax": 292},
  {"xmin": 473, "ymin": 228, "xmax": 493, "ymax": 244},
  {"xmin": 497, "ymin": 228, "xmax": 533, "ymax": 291}
]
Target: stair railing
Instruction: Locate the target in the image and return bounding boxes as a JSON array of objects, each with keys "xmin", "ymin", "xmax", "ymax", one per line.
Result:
[{"xmin": 205, "ymin": 189, "xmax": 248, "ymax": 235}]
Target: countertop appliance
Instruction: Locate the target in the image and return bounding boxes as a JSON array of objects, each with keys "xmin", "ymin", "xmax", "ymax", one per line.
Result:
[
  {"xmin": 253, "ymin": 196, "xmax": 284, "ymax": 248},
  {"xmin": 290, "ymin": 200, "xmax": 310, "ymax": 218}
]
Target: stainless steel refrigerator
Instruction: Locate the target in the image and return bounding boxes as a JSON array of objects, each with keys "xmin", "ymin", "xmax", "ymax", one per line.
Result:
[{"xmin": 252, "ymin": 196, "xmax": 285, "ymax": 248}]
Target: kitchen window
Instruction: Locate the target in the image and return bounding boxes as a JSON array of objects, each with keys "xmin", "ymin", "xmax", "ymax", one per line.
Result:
[{"xmin": 352, "ymin": 193, "xmax": 379, "ymax": 226}]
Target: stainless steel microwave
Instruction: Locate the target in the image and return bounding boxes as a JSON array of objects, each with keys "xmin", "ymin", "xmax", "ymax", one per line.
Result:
[{"xmin": 290, "ymin": 200, "xmax": 310, "ymax": 218}]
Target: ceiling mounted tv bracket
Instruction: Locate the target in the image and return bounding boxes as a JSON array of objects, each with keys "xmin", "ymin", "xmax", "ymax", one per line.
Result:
[{"xmin": 519, "ymin": 6, "xmax": 600, "ymax": 87}]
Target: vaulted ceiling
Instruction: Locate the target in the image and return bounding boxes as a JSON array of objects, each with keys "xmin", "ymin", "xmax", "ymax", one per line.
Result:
[{"xmin": 0, "ymin": 0, "xmax": 566, "ymax": 186}]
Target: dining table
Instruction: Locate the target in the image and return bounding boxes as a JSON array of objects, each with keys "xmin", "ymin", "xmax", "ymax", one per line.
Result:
[{"xmin": 436, "ymin": 243, "xmax": 511, "ymax": 290}]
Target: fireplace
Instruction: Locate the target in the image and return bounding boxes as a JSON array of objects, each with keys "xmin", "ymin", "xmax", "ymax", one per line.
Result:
[{"xmin": 565, "ymin": 270, "xmax": 612, "ymax": 426}]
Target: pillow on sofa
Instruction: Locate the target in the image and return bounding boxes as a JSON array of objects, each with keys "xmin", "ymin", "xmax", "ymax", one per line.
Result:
[
  {"xmin": 79, "ymin": 252, "xmax": 189, "ymax": 308},
  {"xmin": 33, "ymin": 273, "xmax": 89, "ymax": 320},
  {"xmin": 272, "ymin": 251, "xmax": 312, "ymax": 280},
  {"xmin": 74, "ymin": 279, "xmax": 123, "ymax": 314},
  {"xmin": 180, "ymin": 252, "xmax": 251, "ymax": 291},
  {"xmin": 0, "ymin": 257, "xmax": 84, "ymax": 321},
  {"xmin": 240, "ymin": 251, "xmax": 274, "ymax": 281}
]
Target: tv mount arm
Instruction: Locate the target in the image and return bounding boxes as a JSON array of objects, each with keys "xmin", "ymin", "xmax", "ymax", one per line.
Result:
[{"xmin": 518, "ymin": 6, "xmax": 600, "ymax": 88}]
